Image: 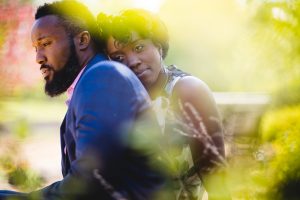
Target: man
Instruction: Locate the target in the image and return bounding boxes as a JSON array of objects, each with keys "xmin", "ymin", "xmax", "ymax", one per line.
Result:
[{"xmin": 0, "ymin": 1, "xmax": 165, "ymax": 199}]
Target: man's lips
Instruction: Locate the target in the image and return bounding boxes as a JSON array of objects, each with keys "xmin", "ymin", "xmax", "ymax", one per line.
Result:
[{"xmin": 40, "ymin": 65, "xmax": 52, "ymax": 80}]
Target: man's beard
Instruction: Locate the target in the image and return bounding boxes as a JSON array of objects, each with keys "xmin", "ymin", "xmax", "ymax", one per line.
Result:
[{"xmin": 44, "ymin": 39, "xmax": 81, "ymax": 97}]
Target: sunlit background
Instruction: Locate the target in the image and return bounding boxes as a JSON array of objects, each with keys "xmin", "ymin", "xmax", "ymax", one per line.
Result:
[
  {"xmin": 2, "ymin": 0, "xmax": 292, "ymax": 93},
  {"xmin": 1, "ymin": 0, "xmax": 300, "ymax": 199}
]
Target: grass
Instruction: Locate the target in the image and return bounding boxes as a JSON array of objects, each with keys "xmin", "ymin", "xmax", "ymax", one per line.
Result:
[{"xmin": 0, "ymin": 98, "xmax": 67, "ymax": 125}]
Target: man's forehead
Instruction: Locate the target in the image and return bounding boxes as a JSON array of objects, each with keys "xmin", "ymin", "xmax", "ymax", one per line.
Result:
[{"xmin": 31, "ymin": 15, "xmax": 66, "ymax": 41}]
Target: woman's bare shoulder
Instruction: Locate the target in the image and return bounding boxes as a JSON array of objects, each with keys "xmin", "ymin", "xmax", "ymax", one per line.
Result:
[{"xmin": 172, "ymin": 76, "xmax": 214, "ymax": 102}]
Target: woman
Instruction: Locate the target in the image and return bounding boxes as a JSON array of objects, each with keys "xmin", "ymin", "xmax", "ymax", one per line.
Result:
[{"xmin": 98, "ymin": 9, "xmax": 230, "ymax": 200}]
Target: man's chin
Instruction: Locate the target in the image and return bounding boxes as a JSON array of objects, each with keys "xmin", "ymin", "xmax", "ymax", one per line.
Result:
[
  {"xmin": 45, "ymin": 90, "xmax": 65, "ymax": 97},
  {"xmin": 45, "ymin": 83, "xmax": 66, "ymax": 97},
  {"xmin": 44, "ymin": 77, "xmax": 52, "ymax": 82}
]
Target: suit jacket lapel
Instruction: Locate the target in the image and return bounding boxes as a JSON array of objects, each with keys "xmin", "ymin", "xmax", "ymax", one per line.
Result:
[
  {"xmin": 60, "ymin": 53, "xmax": 107, "ymax": 177},
  {"xmin": 60, "ymin": 115, "xmax": 68, "ymax": 176}
]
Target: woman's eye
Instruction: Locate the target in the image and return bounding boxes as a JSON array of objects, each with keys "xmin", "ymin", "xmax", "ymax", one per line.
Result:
[
  {"xmin": 134, "ymin": 44, "xmax": 144, "ymax": 52},
  {"xmin": 111, "ymin": 55, "xmax": 124, "ymax": 62}
]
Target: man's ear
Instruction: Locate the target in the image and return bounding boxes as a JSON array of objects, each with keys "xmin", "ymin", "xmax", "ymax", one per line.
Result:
[{"xmin": 75, "ymin": 31, "xmax": 91, "ymax": 51}]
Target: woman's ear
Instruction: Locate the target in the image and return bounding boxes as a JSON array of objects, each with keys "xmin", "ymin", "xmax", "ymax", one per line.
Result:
[
  {"xmin": 159, "ymin": 47, "xmax": 163, "ymax": 57},
  {"xmin": 76, "ymin": 31, "xmax": 91, "ymax": 51},
  {"xmin": 156, "ymin": 43, "xmax": 163, "ymax": 56}
]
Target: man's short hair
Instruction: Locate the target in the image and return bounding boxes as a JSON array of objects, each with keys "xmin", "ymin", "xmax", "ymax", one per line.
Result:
[
  {"xmin": 35, "ymin": 0, "xmax": 104, "ymax": 52},
  {"xmin": 98, "ymin": 9, "xmax": 169, "ymax": 59}
]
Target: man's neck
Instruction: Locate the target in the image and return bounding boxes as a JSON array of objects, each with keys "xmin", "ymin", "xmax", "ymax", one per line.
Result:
[{"xmin": 78, "ymin": 50, "xmax": 97, "ymax": 69}]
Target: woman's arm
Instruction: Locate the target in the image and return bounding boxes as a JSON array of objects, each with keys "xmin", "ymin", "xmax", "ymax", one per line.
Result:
[{"xmin": 171, "ymin": 76, "xmax": 231, "ymax": 200}]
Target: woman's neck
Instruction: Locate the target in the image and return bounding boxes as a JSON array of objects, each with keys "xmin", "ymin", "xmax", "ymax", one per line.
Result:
[{"xmin": 148, "ymin": 66, "xmax": 169, "ymax": 100}]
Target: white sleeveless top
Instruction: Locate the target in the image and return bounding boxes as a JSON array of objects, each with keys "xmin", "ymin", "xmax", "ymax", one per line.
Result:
[
  {"xmin": 152, "ymin": 75, "xmax": 181, "ymax": 132},
  {"xmin": 152, "ymin": 65, "xmax": 205, "ymax": 200}
]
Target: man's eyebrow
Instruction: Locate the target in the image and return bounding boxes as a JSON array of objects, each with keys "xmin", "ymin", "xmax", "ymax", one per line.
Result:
[
  {"xmin": 37, "ymin": 36, "xmax": 51, "ymax": 41},
  {"xmin": 32, "ymin": 36, "xmax": 51, "ymax": 46}
]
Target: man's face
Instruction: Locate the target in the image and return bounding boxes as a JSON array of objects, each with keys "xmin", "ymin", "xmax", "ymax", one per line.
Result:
[{"xmin": 31, "ymin": 15, "xmax": 81, "ymax": 96}]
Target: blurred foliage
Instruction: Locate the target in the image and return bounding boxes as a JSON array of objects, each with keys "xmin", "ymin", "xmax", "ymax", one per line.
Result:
[
  {"xmin": 0, "ymin": 0, "xmax": 46, "ymax": 191},
  {"xmin": 258, "ymin": 105, "xmax": 300, "ymax": 199},
  {"xmin": 272, "ymin": 72, "xmax": 300, "ymax": 107},
  {"xmin": 247, "ymin": 0, "xmax": 300, "ymax": 106},
  {"xmin": 226, "ymin": 155, "xmax": 266, "ymax": 199},
  {"xmin": 224, "ymin": 105, "xmax": 300, "ymax": 200},
  {"xmin": 189, "ymin": 1, "xmax": 300, "ymax": 198},
  {"xmin": 13, "ymin": 119, "xmax": 30, "ymax": 140},
  {"xmin": 261, "ymin": 105, "xmax": 300, "ymax": 142},
  {"xmin": 160, "ymin": 0, "xmax": 249, "ymax": 91},
  {"xmin": 246, "ymin": 1, "xmax": 300, "ymax": 198},
  {"xmin": 0, "ymin": 0, "xmax": 38, "ymax": 97},
  {"xmin": 0, "ymin": 120, "xmax": 44, "ymax": 191},
  {"xmin": 157, "ymin": 0, "xmax": 300, "ymax": 95}
]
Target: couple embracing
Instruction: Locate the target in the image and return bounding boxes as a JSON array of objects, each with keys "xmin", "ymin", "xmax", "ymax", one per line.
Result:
[{"xmin": 0, "ymin": 1, "xmax": 229, "ymax": 200}]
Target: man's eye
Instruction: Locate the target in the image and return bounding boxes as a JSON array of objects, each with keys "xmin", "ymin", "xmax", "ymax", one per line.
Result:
[
  {"xmin": 134, "ymin": 44, "xmax": 144, "ymax": 52},
  {"xmin": 43, "ymin": 41, "xmax": 51, "ymax": 47}
]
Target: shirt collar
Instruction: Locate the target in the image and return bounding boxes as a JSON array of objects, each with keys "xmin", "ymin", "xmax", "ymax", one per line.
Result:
[{"xmin": 65, "ymin": 66, "xmax": 86, "ymax": 106}]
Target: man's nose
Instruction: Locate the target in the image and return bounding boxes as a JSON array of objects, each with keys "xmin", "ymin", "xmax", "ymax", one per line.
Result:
[{"xmin": 36, "ymin": 50, "xmax": 46, "ymax": 65}]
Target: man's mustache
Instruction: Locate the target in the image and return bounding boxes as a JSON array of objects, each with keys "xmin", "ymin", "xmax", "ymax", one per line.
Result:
[{"xmin": 40, "ymin": 64, "xmax": 53, "ymax": 71}]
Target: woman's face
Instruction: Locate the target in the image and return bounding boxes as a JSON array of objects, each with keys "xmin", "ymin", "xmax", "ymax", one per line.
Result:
[{"xmin": 106, "ymin": 32, "xmax": 162, "ymax": 90}]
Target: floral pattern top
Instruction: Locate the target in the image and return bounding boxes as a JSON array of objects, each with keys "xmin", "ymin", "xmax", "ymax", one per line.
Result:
[{"xmin": 152, "ymin": 65, "xmax": 205, "ymax": 200}]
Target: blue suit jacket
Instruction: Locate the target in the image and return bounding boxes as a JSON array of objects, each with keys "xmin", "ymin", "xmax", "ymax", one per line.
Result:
[{"xmin": 34, "ymin": 54, "xmax": 165, "ymax": 200}]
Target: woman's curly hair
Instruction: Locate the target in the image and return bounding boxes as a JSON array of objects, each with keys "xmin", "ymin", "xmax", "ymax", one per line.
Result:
[{"xmin": 97, "ymin": 9, "xmax": 169, "ymax": 59}]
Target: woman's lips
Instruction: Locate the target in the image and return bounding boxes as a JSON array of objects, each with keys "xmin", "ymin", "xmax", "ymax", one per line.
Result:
[{"xmin": 136, "ymin": 69, "xmax": 149, "ymax": 78}]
